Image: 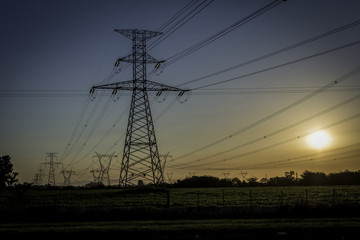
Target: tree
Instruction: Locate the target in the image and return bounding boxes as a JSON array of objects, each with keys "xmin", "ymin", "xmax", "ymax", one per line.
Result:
[
  {"xmin": 0, "ymin": 155, "xmax": 18, "ymax": 189},
  {"xmin": 247, "ymin": 177, "xmax": 259, "ymax": 186},
  {"xmin": 328, "ymin": 170, "xmax": 360, "ymax": 185},
  {"xmin": 300, "ymin": 170, "xmax": 327, "ymax": 186},
  {"xmin": 175, "ymin": 175, "xmax": 221, "ymax": 187},
  {"xmin": 267, "ymin": 176, "xmax": 295, "ymax": 186},
  {"xmin": 231, "ymin": 177, "xmax": 242, "ymax": 187}
]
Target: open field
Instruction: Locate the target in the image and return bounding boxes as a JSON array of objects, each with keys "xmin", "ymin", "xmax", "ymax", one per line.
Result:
[
  {"xmin": 1, "ymin": 185, "xmax": 359, "ymax": 210},
  {"xmin": 1, "ymin": 186, "xmax": 360, "ymax": 238},
  {"xmin": 0, "ymin": 185, "xmax": 359, "ymax": 222}
]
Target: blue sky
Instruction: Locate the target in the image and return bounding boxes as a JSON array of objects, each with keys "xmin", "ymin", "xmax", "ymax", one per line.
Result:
[{"xmin": 1, "ymin": 0, "xmax": 360, "ymax": 185}]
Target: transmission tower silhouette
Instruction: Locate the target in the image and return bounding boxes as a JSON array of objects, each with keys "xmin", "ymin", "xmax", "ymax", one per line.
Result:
[
  {"xmin": 41, "ymin": 152, "xmax": 61, "ymax": 186},
  {"xmin": 95, "ymin": 152, "xmax": 115, "ymax": 186},
  {"xmin": 90, "ymin": 168, "xmax": 101, "ymax": 184},
  {"xmin": 92, "ymin": 29, "xmax": 188, "ymax": 186},
  {"xmin": 60, "ymin": 168, "xmax": 75, "ymax": 186},
  {"xmin": 240, "ymin": 171, "xmax": 248, "ymax": 181},
  {"xmin": 33, "ymin": 169, "xmax": 44, "ymax": 185}
]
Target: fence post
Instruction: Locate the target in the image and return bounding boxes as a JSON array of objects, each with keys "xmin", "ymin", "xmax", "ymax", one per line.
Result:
[
  {"xmin": 332, "ymin": 189, "xmax": 336, "ymax": 205},
  {"xmin": 280, "ymin": 190, "xmax": 283, "ymax": 207},
  {"xmin": 305, "ymin": 189, "xmax": 308, "ymax": 205}
]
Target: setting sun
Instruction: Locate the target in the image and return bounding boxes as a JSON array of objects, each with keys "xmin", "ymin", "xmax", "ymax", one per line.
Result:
[{"xmin": 306, "ymin": 131, "xmax": 332, "ymax": 150}]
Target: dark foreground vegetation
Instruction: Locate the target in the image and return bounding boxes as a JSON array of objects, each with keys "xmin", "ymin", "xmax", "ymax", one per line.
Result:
[
  {"xmin": 1, "ymin": 218, "xmax": 359, "ymax": 239},
  {"xmin": 173, "ymin": 170, "xmax": 360, "ymax": 187},
  {"xmin": 1, "ymin": 184, "xmax": 359, "ymax": 212},
  {"xmin": 1, "ymin": 185, "xmax": 360, "ymax": 239}
]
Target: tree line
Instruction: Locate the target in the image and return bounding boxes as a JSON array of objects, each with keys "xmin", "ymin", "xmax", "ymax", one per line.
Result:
[
  {"xmin": 1, "ymin": 155, "xmax": 360, "ymax": 188},
  {"xmin": 173, "ymin": 170, "xmax": 360, "ymax": 188}
]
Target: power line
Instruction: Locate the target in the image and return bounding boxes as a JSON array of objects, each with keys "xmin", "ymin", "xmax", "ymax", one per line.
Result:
[
  {"xmin": 176, "ymin": 19, "xmax": 360, "ymax": 88},
  {"xmin": 60, "ymin": 95, "xmax": 92, "ymax": 161},
  {"xmin": 189, "ymin": 143, "xmax": 360, "ymax": 171},
  {"xmin": 164, "ymin": 0, "xmax": 285, "ymax": 66},
  {"xmin": 174, "ymin": 66, "xmax": 360, "ymax": 161},
  {"xmin": 192, "ymin": 86, "xmax": 360, "ymax": 95},
  {"xmin": 148, "ymin": 0, "xmax": 215, "ymax": 51},
  {"xmin": 1, "ymin": 85, "xmax": 359, "ymax": 98},
  {"xmin": 174, "ymin": 112, "xmax": 360, "ymax": 169},
  {"xmin": 156, "ymin": 0, "xmax": 199, "ymax": 32},
  {"xmin": 193, "ymin": 40, "xmax": 360, "ymax": 90},
  {"xmin": 172, "ymin": 93, "xmax": 360, "ymax": 167},
  {"xmin": 66, "ymin": 95, "xmax": 114, "ymax": 166}
]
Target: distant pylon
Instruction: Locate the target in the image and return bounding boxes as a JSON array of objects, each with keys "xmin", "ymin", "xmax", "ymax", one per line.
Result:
[
  {"xmin": 60, "ymin": 168, "xmax": 75, "ymax": 186},
  {"xmin": 90, "ymin": 168, "xmax": 101, "ymax": 184},
  {"xmin": 91, "ymin": 29, "xmax": 189, "ymax": 186},
  {"xmin": 41, "ymin": 152, "xmax": 61, "ymax": 186},
  {"xmin": 223, "ymin": 172, "xmax": 230, "ymax": 179},
  {"xmin": 95, "ymin": 152, "xmax": 115, "ymax": 186},
  {"xmin": 33, "ymin": 169, "xmax": 44, "ymax": 185},
  {"xmin": 160, "ymin": 152, "xmax": 172, "ymax": 179},
  {"xmin": 240, "ymin": 171, "xmax": 248, "ymax": 181}
]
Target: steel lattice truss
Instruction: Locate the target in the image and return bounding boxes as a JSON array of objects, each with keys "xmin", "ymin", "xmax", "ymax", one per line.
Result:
[{"xmin": 92, "ymin": 29, "xmax": 188, "ymax": 186}]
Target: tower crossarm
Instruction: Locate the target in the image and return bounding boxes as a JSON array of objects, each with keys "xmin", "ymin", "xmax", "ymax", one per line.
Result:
[
  {"xmin": 118, "ymin": 53, "xmax": 160, "ymax": 64},
  {"xmin": 115, "ymin": 29, "xmax": 162, "ymax": 40},
  {"xmin": 92, "ymin": 80, "xmax": 189, "ymax": 92}
]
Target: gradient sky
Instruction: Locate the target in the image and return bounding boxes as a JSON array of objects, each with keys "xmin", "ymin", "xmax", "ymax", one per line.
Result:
[{"xmin": 1, "ymin": 0, "xmax": 360, "ymax": 185}]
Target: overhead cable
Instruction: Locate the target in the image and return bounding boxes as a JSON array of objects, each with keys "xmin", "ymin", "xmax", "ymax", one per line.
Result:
[
  {"xmin": 193, "ymin": 40, "xmax": 360, "ymax": 90},
  {"xmin": 174, "ymin": 65, "xmax": 360, "ymax": 161},
  {"xmin": 164, "ymin": 0, "xmax": 285, "ymax": 66},
  {"xmin": 176, "ymin": 19, "xmax": 360, "ymax": 88}
]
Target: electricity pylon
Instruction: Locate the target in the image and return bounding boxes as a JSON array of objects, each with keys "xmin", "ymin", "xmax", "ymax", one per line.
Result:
[
  {"xmin": 95, "ymin": 152, "xmax": 115, "ymax": 186},
  {"xmin": 90, "ymin": 168, "xmax": 101, "ymax": 184},
  {"xmin": 160, "ymin": 152, "xmax": 172, "ymax": 179},
  {"xmin": 240, "ymin": 171, "xmax": 248, "ymax": 181},
  {"xmin": 41, "ymin": 152, "xmax": 62, "ymax": 186},
  {"xmin": 60, "ymin": 168, "xmax": 75, "ymax": 186},
  {"xmin": 91, "ymin": 29, "xmax": 189, "ymax": 187},
  {"xmin": 33, "ymin": 169, "xmax": 44, "ymax": 185}
]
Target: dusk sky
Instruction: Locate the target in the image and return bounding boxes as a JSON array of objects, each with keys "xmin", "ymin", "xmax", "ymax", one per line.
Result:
[{"xmin": 1, "ymin": 0, "xmax": 360, "ymax": 185}]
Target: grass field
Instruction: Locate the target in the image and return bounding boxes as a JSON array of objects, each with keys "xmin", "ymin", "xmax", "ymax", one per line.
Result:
[
  {"xmin": 1, "ymin": 186, "xmax": 359, "ymax": 238},
  {"xmin": 1, "ymin": 185, "xmax": 359, "ymax": 209}
]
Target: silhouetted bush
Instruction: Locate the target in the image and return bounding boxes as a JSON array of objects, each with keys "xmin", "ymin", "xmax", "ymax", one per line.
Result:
[{"xmin": 299, "ymin": 170, "xmax": 360, "ymax": 186}]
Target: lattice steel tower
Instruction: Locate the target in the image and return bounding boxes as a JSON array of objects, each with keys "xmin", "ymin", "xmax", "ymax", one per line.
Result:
[
  {"xmin": 41, "ymin": 152, "xmax": 61, "ymax": 186},
  {"xmin": 92, "ymin": 29, "xmax": 188, "ymax": 186},
  {"xmin": 95, "ymin": 152, "xmax": 115, "ymax": 186}
]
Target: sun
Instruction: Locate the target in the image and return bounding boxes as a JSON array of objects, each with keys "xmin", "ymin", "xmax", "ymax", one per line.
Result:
[{"xmin": 306, "ymin": 131, "xmax": 331, "ymax": 149}]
